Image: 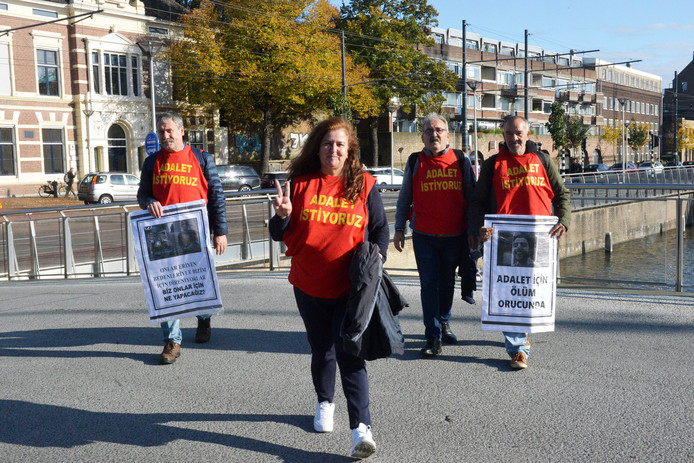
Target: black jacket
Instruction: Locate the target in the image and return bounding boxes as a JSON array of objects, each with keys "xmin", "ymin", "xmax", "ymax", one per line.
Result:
[{"xmin": 341, "ymin": 241, "xmax": 407, "ymax": 360}]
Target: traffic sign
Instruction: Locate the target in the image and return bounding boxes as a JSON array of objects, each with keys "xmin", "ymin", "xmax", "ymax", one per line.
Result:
[{"xmin": 145, "ymin": 132, "xmax": 159, "ymax": 156}]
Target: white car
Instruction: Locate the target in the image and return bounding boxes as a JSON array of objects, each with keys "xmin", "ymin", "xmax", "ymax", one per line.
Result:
[
  {"xmin": 366, "ymin": 167, "xmax": 404, "ymax": 186},
  {"xmin": 638, "ymin": 161, "xmax": 664, "ymax": 175}
]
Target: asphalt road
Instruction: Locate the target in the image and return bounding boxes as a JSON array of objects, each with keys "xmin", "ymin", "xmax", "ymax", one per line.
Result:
[{"xmin": 1, "ymin": 273, "xmax": 693, "ymax": 462}]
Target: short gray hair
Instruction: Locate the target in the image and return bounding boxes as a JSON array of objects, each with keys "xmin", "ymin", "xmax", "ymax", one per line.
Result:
[
  {"xmin": 156, "ymin": 111, "xmax": 184, "ymax": 128},
  {"xmin": 421, "ymin": 113, "xmax": 448, "ymax": 130}
]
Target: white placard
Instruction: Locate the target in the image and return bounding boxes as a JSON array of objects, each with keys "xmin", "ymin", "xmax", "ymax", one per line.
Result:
[
  {"xmin": 130, "ymin": 199, "xmax": 223, "ymax": 323},
  {"xmin": 481, "ymin": 214, "xmax": 558, "ymax": 333}
]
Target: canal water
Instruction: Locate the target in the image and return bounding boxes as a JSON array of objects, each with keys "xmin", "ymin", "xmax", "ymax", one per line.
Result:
[{"xmin": 560, "ymin": 228, "xmax": 694, "ymax": 292}]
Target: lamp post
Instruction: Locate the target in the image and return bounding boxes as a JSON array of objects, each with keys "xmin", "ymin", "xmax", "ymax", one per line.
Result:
[
  {"xmin": 618, "ymin": 97, "xmax": 627, "ymax": 179},
  {"xmin": 388, "ymin": 96, "xmax": 400, "ymax": 185},
  {"xmin": 466, "ymin": 80, "xmax": 480, "ymax": 179},
  {"xmin": 137, "ymin": 40, "xmax": 164, "ymax": 133},
  {"xmin": 82, "ymin": 109, "xmax": 94, "ymax": 172}
]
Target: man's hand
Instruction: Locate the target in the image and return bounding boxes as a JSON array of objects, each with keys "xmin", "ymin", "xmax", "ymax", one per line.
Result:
[
  {"xmin": 479, "ymin": 227, "xmax": 494, "ymax": 243},
  {"xmin": 147, "ymin": 201, "xmax": 164, "ymax": 218},
  {"xmin": 214, "ymin": 235, "xmax": 227, "ymax": 255},
  {"xmin": 467, "ymin": 234, "xmax": 479, "ymax": 251},
  {"xmin": 549, "ymin": 222, "xmax": 566, "ymax": 239},
  {"xmin": 273, "ymin": 181, "xmax": 292, "ymax": 218},
  {"xmin": 393, "ymin": 230, "xmax": 405, "ymax": 252}
]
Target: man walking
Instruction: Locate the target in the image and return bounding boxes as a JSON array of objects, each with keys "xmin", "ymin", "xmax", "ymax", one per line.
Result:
[
  {"xmin": 393, "ymin": 113, "xmax": 476, "ymax": 358},
  {"xmin": 137, "ymin": 111, "xmax": 228, "ymax": 364},
  {"xmin": 469, "ymin": 115, "xmax": 571, "ymax": 370},
  {"xmin": 64, "ymin": 167, "xmax": 76, "ymax": 198}
]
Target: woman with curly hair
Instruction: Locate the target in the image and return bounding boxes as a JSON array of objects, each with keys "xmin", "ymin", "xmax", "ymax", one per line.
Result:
[{"xmin": 269, "ymin": 117, "xmax": 389, "ymax": 459}]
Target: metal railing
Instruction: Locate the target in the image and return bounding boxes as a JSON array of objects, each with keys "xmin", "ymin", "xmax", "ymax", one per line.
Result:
[{"xmin": 2, "ymin": 183, "xmax": 694, "ymax": 292}]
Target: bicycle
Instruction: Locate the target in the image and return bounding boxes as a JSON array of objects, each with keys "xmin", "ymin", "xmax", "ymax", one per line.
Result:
[{"xmin": 38, "ymin": 180, "xmax": 68, "ymax": 198}]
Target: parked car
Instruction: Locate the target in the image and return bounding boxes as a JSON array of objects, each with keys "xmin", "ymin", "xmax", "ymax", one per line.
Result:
[
  {"xmin": 665, "ymin": 160, "xmax": 683, "ymax": 167},
  {"xmin": 638, "ymin": 161, "xmax": 664, "ymax": 174},
  {"xmin": 609, "ymin": 162, "xmax": 637, "ymax": 171},
  {"xmin": 365, "ymin": 167, "xmax": 405, "ymax": 186},
  {"xmin": 583, "ymin": 163, "xmax": 609, "ymax": 173},
  {"xmin": 78, "ymin": 172, "xmax": 140, "ymax": 204},
  {"xmin": 261, "ymin": 171, "xmax": 288, "ymax": 189},
  {"xmin": 683, "ymin": 161, "xmax": 694, "ymax": 166},
  {"xmin": 216, "ymin": 165, "xmax": 261, "ymax": 192}
]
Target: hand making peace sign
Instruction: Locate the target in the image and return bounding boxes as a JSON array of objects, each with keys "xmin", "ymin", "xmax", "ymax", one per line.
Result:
[{"xmin": 273, "ymin": 180, "xmax": 292, "ymax": 218}]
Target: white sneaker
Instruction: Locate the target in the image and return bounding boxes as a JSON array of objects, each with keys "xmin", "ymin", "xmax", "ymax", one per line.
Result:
[
  {"xmin": 351, "ymin": 423, "xmax": 376, "ymax": 458},
  {"xmin": 313, "ymin": 401, "xmax": 334, "ymax": 432}
]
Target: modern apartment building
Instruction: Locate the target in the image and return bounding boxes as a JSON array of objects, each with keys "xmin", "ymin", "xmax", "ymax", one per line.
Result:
[
  {"xmin": 422, "ymin": 27, "xmax": 662, "ymax": 164},
  {"xmin": 662, "ymin": 54, "xmax": 694, "ymax": 161},
  {"xmin": 0, "ymin": 0, "xmax": 223, "ymax": 196}
]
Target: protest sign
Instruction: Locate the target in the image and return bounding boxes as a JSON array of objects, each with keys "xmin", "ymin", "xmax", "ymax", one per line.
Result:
[
  {"xmin": 130, "ymin": 199, "xmax": 223, "ymax": 323},
  {"xmin": 481, "ymin": 214, "xmax": 557, "ymax": 333}
]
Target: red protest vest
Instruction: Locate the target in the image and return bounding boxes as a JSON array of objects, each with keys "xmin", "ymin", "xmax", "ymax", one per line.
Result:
[
  {"xmin": 283, "ymin": 172, "xmax": 375, "ymax": 299},
  {"xmin": 412, "ymin": 148, "xmax": 467, "ymax": 235},
  {"xmin": 492, "ymin": 148, "xmax": 553, "ymax": 216},
  {"xmin": 151, "ymin": 145, "xmax": 208, "ymax": 206}
]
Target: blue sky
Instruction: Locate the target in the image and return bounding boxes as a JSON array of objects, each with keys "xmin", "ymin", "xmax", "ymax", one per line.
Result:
[{"xmin": 334, "ymin": 0, "xmax": 694, "ymax": 88}]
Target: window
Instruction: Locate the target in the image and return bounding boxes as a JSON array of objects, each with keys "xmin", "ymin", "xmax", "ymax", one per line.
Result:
[
  {"xmin": 42, "ymin": 128, "xmax": 64, "ymax": 173},
  {"xmin": 608, "ymin": 70, "xmax": 612, "ymax": 82},
  {"xmin": 433, "ymin": 34, "xmax": 443, "ymax": 44},
  {"xmin": 466, "ymin": 65, "xmax": 481, "ymax": 81},
  {"xmin": 131, "ymin": 55, "xmax": 139, "ymax": 96},
  {"xmin": 465, "ymin": 39, "xmax": 478, "ymax": 50},
  {"xmin": 37, "ymin": 49, "xmax": 59, "ymax": 96},
  {"xmin": 603, "ymin": 97, "xmax": 608, "ymax": 108},
  {"xmin": 500, "ymin": 46, "xmax": 514, "ymax": 56},
  {"xmin": 498, "ymin": 97, "xmax": 510, "ymax": 111},
  {"xmin": 0, "ymin": 43, "xmax": 10, "ymax": 95},
  {"xmin": 188, "ymin": 130, "xmax": 205, "ymax": 150},
  {"xmin": 543, "ymin": 102, "xmax": 552, "ymax": 114},
  {"xmin": 0, "ymin": 3, "xmax": 7, "ymax": 11},
  {"xmin": 148, "ymin": 26, "xmax": 169, "ymax": 35},
  {"xmin": 609, "ymin": 98, "xmax": 613, "ymax": 110},
  {"xmin": 542, "ymin": 76, "xmax": 554, "ymax": 89},
  {"xmin": 498, "ymin": 71, "xmax": 514, "ymax": 86},
  {"xmin": 483, "ymin": 43, "xmax": 497, "ymax": 53},
  {"xmin": 532, "ymin": 99, "xmax": 543, "ymax": 112},
  {"xmin": 0, "ymin": 127, "xmax": 15, "ymax": 175},
  {"xmin": 104, "ymin": 53, "xmax": 128, "ymax": 95},
  {"xmin": 33, "ymin": 8, "xmax": 57, "ymax": 18},
  {"xmin": 91, "ymin": 52, "xmax": 100, "ymax": 94}
]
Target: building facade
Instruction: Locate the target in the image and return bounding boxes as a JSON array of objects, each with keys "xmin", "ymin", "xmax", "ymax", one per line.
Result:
[
  {"xmin": 421, "ymin": 27, "xmax": 662, "ymax": 166},
  {"xmin": 0, "ymin": 0, "xmax": 224, "ymax": 196}
]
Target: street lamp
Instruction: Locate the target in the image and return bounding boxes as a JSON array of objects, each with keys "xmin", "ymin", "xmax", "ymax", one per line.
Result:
[
  {"xmin": 82, "ymin": 109, "xmax": 94, "ymax": 172},
  {"xmin": 466, "ymin": 80, "xmax": 480, "ymax": 179},
  {"xmin": 388, "ymin": 96, "xmax": 400, "ymax": 184},
  {"xmin": 137, "ymin": 40, "xmax": 164, "ymax": 133},
  {"xmin": 618, "ymin": 97, "xmax": 627, "ymax": 173}
]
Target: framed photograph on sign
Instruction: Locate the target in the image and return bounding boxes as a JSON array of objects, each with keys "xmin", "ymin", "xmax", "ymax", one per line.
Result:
[{"xmin": 481, "ymin": 214, "xmax": 558, "ymax": 333}]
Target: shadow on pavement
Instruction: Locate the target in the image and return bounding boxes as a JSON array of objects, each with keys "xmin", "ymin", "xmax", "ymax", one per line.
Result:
[{"xmin": 0, "ymin": 400, "xmax": 354, "ymax": 462}]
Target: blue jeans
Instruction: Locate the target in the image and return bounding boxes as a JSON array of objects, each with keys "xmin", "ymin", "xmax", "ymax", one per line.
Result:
[
  {"xmin": 412, "ymin": 232, "xmax": 463, "ymax": 341},
  {"xmin": 504, "ymin": 332, "xmax": 530, "ymax": 358},
  {"xmin": 161, "ymin": 314, "xmax": 211, "ymax": 344}
]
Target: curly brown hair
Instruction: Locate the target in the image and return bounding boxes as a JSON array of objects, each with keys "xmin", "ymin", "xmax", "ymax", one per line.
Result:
[{"xmin": 287, "ymin": 117, "xmax": 364, "ymax": 203}]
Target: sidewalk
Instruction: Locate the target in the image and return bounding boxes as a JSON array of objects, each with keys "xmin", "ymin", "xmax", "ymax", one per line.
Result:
[{"xmin": 1, "ymin": 273, "xmax": 693, "ymax": 462}]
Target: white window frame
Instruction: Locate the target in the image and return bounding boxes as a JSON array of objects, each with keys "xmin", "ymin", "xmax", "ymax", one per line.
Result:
[
  {"xmin": 0, "ymin": 125, "xmax": 16, "ymax": 176},
  {"xmin": 0, "ymin": 37, "xmax": 13, "ymax": 96},
  {"xmin": 31, "ymin": 30, "xmax": 63, "ymax": 98},
  {"xmin": 41, "ymin": 126, "xmax": 66, "ymax": 174}
]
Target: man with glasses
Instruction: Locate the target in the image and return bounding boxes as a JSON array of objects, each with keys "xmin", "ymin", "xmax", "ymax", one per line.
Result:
[{"xmin": 394, "ymin": 113, "xmax": 476, "ymax": 357}]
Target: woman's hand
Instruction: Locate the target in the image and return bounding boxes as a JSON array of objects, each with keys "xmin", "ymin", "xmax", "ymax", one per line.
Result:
[{"xmin": 273, "ymin": 181, "xmax": 292, "ymax": 218}]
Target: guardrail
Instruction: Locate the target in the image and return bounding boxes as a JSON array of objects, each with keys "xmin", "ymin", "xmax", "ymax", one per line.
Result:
[{"xmin": 2, "ymin": 183, "xmax": 694, "ymax": 292}]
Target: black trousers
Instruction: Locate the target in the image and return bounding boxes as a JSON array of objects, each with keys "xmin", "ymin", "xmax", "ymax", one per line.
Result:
[{"xmin": 293, "ymin": 286, "xmax": 371, "ymax": 429}]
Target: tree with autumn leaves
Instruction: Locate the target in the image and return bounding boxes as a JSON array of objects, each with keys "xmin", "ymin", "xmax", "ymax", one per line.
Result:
[
  {"xmin": 168, "ymin": 0, "xmax": 455, "ymax": 172},
  {"xmin": 168, "ymin": 0, "xmax": 378, "ymax": 174}
]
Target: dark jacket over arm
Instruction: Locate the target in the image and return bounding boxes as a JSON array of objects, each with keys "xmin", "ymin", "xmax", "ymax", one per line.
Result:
[{"xmin": 137, "ymin": 147, "xmax": 228, "ymax": 237}]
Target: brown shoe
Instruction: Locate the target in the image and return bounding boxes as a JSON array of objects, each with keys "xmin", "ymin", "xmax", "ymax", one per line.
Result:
[
  {"xmin": 159, "ymin": 341, "xmax": 181, "ymax": 365},
  {"xmin": 510, "ymin": 352, "xmax": 528, "ymax": 370},
  {"xmin": 195, "ymin": 318, "xmax": 211, "ymax": 343}
]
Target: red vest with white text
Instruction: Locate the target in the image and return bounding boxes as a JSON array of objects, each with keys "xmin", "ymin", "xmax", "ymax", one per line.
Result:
[{"xmin": 151, "ymin": 145, "xmax": 208, "ymax": 206}]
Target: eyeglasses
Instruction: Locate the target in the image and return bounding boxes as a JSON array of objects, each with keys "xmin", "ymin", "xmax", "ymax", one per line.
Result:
[{"xmin": 424, "ymin": 128, "xmax": 447, "ymax": 135}]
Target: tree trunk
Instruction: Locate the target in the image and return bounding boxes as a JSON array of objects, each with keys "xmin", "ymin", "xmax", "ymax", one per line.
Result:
[
  {"xmin": 370, "ymin": 118, "xmax": 379, "ymax": 167},
  {"xmin": 261, "ymin": 108, "xmax": 272, "ymax": 175}
]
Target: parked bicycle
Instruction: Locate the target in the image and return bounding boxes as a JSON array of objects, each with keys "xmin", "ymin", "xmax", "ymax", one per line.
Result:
[{"xmin": 38, "ymin": 180, "xmax": 67, "ymax": 198}]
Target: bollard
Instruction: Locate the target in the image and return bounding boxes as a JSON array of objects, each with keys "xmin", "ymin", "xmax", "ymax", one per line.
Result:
[{"xmin": 605, "ymin": 232, "xmax": 613, "ymax": 253}]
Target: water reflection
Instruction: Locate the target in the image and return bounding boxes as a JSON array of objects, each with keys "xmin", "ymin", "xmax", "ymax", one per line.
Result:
[{"xmin": 560, "ymin": 228, "xmax": 693, "ymax": 291}]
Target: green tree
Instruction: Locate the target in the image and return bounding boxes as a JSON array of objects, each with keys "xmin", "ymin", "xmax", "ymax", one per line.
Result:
[
  {"xmin": 169, "ymin": 0, "xmax": 377, "ymax": 174},
  {"xmin": 335, "ymin": 0, "xmax": 457, "ymax": 166},
  {"xmin": 627, "ymin": 119, "xmax": 649, "ymax": 153},
  {"xmin": 545, "ymin": 101, "xmax": 567, "ymax": 151},
  {"xmin": 566, "ymin": 116, "xmax": 590, "ymax": 163}
]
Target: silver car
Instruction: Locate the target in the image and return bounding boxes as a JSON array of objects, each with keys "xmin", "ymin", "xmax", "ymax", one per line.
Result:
[{"xmin": 78, "ymin": 172, "xmax": 140, "ymax": 204}]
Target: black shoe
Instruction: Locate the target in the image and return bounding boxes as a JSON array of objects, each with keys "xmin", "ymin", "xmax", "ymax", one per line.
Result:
[
  {"xmin": 441, "ymin": 323, "xmax": 457, "ymax": 345},
  {"xmin": 195, "ymin": 318, "xmax": 211, "ymax": 343},
  {"xmin": 420, "ymin": 338, "xmax": 442, "ymax": 357}
]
